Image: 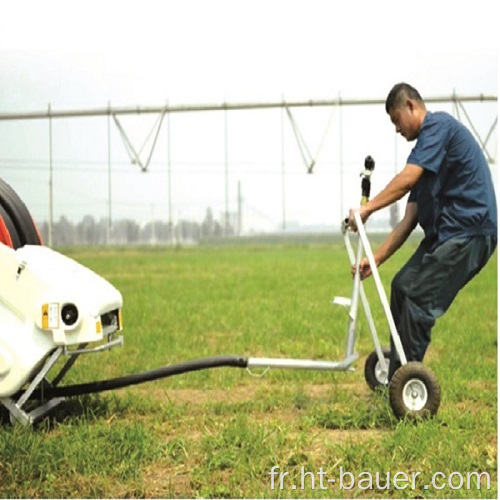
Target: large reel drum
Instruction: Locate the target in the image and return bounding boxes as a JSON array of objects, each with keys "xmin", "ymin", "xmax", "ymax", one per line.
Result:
[{"xmin": 0, "ymin": 179, "xmax": 42, "ymax": 248}]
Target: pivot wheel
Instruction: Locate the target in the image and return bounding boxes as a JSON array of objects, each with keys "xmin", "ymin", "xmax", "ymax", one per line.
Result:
[
  {"xmin": 389, "ymin": 362, "xmax": 440, "ymax": 419},
  {"xmin": 364, "ymin": 347, "xmax": 390, "ymax": 391}
]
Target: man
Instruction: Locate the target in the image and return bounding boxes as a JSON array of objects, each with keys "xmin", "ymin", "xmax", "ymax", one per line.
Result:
[{"xmin": 348, "ymin": 82, "xmax": 497, "ymax": 380}]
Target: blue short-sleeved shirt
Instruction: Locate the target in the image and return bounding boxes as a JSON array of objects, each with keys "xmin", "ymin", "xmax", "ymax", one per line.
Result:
[{"xmin": 407, "ymin": 111, "xmax": 497, "ymax": 249}]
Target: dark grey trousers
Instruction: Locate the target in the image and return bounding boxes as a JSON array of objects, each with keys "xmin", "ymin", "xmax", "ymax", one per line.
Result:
[{"xmin": 388, "ymin": 235, "xmax": 497, "ymax": 380}]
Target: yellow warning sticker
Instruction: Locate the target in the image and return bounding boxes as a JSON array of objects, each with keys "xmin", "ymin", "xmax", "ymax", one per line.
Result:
[
  {"xmin": 42, "ymin": 304, "xmax": 49, "ymax": 329},
  {"xmin": 41, "ymin": 303, "xmax": 59, "ymax": 329}
]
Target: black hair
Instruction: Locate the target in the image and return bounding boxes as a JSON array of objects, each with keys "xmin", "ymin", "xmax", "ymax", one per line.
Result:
[{"xmin": 385, "ymin": 83, "xmax": 424, "ymax": 113}]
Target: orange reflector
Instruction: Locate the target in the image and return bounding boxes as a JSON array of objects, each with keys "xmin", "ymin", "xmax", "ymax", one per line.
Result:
[{"xmin": 96, "ymin": 321, "xmax": 102, "ymax": 334}]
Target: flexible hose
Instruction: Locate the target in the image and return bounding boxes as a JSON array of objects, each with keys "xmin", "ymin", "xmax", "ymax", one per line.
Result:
[{"xmin": 21, "ymin": 355, "xmax": 249, "ymax": 400}]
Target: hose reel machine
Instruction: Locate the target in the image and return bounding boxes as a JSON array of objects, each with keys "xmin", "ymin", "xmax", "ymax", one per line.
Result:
[{"xmin": 0, "ymin": 161, "xmax": 441, "ymax": 426}]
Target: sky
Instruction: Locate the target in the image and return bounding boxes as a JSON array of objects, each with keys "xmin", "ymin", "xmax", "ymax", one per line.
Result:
[{"xmin": 0, "ymin": 0, "xmax": 498, "ymax": 234}]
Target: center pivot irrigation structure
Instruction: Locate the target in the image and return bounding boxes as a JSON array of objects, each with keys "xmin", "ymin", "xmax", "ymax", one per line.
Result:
[
  {"xmin": 0, "ymin": 158, "xmax": 440, "ymax": 425},
  {"xmin": 0, "ymin": 93, "xmax": 496, "ymax": 244}
]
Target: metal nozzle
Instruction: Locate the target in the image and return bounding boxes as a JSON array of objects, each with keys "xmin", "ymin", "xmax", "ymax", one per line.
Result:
[{"xmin": 364, "ymin": 155, "xmax": 375, "ymax": 171}]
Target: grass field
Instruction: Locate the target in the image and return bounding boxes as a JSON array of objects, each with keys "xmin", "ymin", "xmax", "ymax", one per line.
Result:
[{"xmin": 0, "ymin": 239, "xmax": 497, "ymax": 498}]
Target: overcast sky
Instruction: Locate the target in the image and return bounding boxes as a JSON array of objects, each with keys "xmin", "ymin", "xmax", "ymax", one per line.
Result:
[{"xmin": 0, "ymin": 0, "xmax": 498, "ymax": 232}]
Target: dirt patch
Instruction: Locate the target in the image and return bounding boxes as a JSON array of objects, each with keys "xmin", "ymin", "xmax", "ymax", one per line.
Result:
[
  {"xmin": 310, "ymin": 427, "xmax": 387, "ymax": 448},
  {"xmin": 138, "ymin": 426, "xmax": 388, "ymax": 498},
  {"xmin": 128, "ymin": 380, "xmax": 368, "ymax": 406},
  {"xmin": 142, "ymin": 463, "xmax": 192, "ymax": 497},
  {"xmin": 124, "ymin": 383, "xmax": 260, "ymax": 406}
]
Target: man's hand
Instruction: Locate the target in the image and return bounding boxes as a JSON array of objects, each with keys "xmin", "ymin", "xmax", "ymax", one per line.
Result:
[
  {"xmin": 351, "ymin": 257, "xmax": 373, "ymax": 280},
  {"xmin": 348, "ymin": 205, "xmax": 371, "ymax": 232}
]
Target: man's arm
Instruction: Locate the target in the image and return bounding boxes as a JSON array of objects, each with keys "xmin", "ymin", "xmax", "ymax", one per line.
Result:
[
  {"xmin": 349, "ymin": 163, "xmax": 423, "ymax": 229},
  {"xmin": 354, "ymin": 201, "xmax": 418, "ymax": 280}
]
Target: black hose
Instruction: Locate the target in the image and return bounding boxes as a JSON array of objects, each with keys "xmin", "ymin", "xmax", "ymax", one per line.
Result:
[{"xmin": 22, "ymin": 355, "xmax": 249, "ymax": 400}]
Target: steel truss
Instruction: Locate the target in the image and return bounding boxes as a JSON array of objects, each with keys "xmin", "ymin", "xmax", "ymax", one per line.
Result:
[{"xmin": 1, "ymin": 94, "xmax": 496, "ymax": 169}]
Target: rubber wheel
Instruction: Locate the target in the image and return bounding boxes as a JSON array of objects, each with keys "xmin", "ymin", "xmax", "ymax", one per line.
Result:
[
  {"xmin": 0, "ymin": 178, "xmax": 42, "ymax": 247},
  {"xmin": 364, "ymin": 347, "xmax": 390, "ymax": 390},
  {"xmin": 389, "ymin": 362, "xmax": 441, "ymax": 419}
]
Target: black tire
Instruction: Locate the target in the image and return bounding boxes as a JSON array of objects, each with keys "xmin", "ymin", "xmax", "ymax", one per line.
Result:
[
  {"xmin": 389, "ymin": 362, "xmax": 441, "ymax": 419},
  {"xmin": 0, "ymin": 178, "xmax": 42, "ymax": 247},
  {"xmin": 364, "ymin": 347, "xmax": 391, "ymax": 390}
]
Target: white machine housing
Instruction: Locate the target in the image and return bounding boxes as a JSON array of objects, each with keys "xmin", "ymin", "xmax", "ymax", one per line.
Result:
[{"xmin": 0, "ymin": 243, "xmax": 123, "ymax": 398}]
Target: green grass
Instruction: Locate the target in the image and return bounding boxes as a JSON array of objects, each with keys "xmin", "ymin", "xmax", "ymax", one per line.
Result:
[{"xmin": 0, "ymin": 241, "xmax": 496, "ymax": 498}]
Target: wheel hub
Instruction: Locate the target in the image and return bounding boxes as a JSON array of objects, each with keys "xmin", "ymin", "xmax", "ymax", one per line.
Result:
[
  {"xmin": 375, "ymin": 360, "xmax": 388, "ymax": 385},
  {"xmin": 402, "ymin": 378, "xmax": 428, "ymax": 411}
]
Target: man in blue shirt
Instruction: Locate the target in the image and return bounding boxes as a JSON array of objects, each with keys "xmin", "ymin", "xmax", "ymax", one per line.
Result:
[{"xmin": 348, "ymin": 82, "xmax": 497, "ymax": 380}]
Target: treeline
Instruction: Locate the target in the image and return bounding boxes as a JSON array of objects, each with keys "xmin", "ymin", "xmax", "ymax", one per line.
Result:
[{"xmin": 36, "ymin": 209, "xmax": 236, "ymax": 246}]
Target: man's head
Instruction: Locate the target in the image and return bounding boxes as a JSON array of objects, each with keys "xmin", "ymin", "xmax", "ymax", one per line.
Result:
[{"xmin": 385, "ymin": 83, "xmax": 427, "ymax": 141}]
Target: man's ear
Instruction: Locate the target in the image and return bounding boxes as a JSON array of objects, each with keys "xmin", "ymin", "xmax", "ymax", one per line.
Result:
[{"xmin": 406, "ymin": 99, "xmax": 415, "ymax": 112}]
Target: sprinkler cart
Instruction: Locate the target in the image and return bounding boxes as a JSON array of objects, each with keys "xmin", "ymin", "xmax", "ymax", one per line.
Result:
[{"xmin": 0, "ymin": 158, "xmax": 440, "ymax": 426}]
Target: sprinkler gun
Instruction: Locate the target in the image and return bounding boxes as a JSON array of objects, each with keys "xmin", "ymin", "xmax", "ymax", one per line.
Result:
[
  {"xmin": 360, "ymin": 155, "xmax": 375, "ymax": 206},
  {"xmin": 342, "ymin": 155, "xmax": 376, "ymax": 232}
]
